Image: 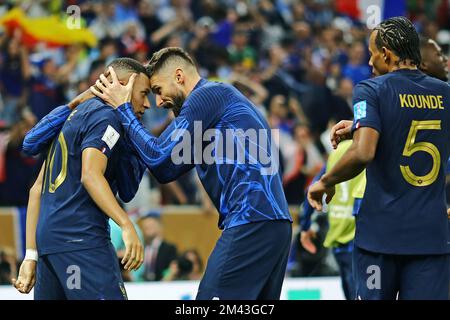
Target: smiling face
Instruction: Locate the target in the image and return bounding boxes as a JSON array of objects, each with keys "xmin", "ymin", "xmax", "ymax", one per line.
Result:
[
  {"xmin": 421, "ymin": 39, "xmax": 448, "ymax": 81},
  {"xmin": 150, "ymin": 70, "xmax": 186, "ymax": 117}
]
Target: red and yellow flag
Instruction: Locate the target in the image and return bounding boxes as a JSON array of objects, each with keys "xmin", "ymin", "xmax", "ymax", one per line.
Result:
[{"xmin": 0, "ymin": 8, "xmax": 97, "ymax": 48}]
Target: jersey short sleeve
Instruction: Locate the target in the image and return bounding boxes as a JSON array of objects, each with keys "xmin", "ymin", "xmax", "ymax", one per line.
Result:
[
  {"xmin": 351, "ymin": 81, "xmax": 382, "ymax": 134},
  {"xmin": 81, "ymin": 108, "xmax": 122, "ymax": 158}
]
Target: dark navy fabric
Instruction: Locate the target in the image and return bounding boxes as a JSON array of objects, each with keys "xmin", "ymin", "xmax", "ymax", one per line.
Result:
[
  {"xmin": 353, "ymin": 246, "xmax": 449, "ymax": 300},
  {"xmin": 196, "ymin": 220, "xmax": 292, "ymax": 300},
  {"xmin": 116, "ymin": 78, "xmax": 292, "ymax": 230},
  {"xmin": 351, "ymin": 70, "xmax": 450, "ymax": 254},
  {"xmin": 34, "ymin": 244, "xmax": 127, "ymax": 300}
]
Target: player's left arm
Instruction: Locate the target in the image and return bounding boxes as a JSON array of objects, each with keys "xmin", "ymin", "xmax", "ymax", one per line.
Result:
[{"xmin": 308, "ymin": 126, "xmax": 379, "ymax": 211}]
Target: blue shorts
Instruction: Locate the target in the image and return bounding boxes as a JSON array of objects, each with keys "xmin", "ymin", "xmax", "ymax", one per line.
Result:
[
  {"xmin": 196, "ymin": 220, "xmax": 292, "ymax": 300},
  {"xmin": 354, "ymin": 246, "xmax": 449, "ymax": 300},
  {"xmin": 34, "ymin": 243, "xmax": 127, "ymax": 300}
]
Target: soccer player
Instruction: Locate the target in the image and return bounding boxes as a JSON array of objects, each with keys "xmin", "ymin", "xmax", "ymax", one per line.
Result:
[
  {"xmin": 308, "ymin": 17, "xmax": 450, "ymax": 299},
  {"xmin": 89, "ymin": 47, "xmax": 293, "ymax": 300},
  {"xmin": 12, "ymin": 58, "xmax": 149, "ymax": 299},
  {"xmin": 330, "ymin": 36, "xmax": 448, "ymax": 149}
]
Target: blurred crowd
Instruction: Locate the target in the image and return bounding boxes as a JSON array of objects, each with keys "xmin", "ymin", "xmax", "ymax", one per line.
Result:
[{"xmin": 0, "ymin": 0, "xmax": 449, "ymax": 283}]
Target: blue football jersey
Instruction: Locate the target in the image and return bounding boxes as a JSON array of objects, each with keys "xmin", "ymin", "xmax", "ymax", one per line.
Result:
[
  {"xmin": 352, "ymin": 69, "xmax": 450, "ymax": 254},
  {"xmin": 116, "ymin": 79, "xmax": 292, "ymax": 230},
  {"xmin": 36, "ymin": 98, "xmax": 124, "ymax": 256}
]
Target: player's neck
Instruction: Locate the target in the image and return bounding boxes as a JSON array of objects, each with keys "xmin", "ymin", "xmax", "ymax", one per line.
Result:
[
  {"xmin": 184, "ymin": 74, "xmax": 202, "ymax": 97},
  {"xmin": 389, "ymin": 60, "xmax": 418, "ymax": 72}
]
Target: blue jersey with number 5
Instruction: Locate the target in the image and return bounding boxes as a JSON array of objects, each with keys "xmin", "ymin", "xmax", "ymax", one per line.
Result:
[
  {"xmin": 36, "ymin": 98, "xmax": 123, "ymax": 256},
  {"xmin": 351, "ymin": 69, "xmax": 450, "ymax": 254}
]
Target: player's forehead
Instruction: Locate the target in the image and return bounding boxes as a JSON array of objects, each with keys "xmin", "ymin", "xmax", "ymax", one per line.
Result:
[
  {"xmin": 368, "ymin": 30, "xmax": 378, "ymax": 52},
  {"xmin": 134, "ymin": 72, "xmax": 150, "ymax": 90},
  {"xmin": 428, "ymin": 39, "xmax": 442, "ymax": 54},
  {"xmin": 149, "ymin": 72, "xmax": 165, "ymax": 91}
]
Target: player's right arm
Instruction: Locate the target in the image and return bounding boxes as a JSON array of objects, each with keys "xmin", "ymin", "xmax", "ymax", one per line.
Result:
[
  {"xmin": 22, "ymin": 105, "xmax": 72, "ymax": 155},
  {"xmin": 22, "ymin": 89, "xmax": 94, "ymax": 156},
  {"xmin": 12, "ymin": 162, "xmax": 45, "ymax": 294},
  {"xmin": 81, "ymin": 148, "xmax": 144, "ymax": 271},
  {"xmin": 91, "ymin": 69, "xmax": 222, "ymax": 183}
]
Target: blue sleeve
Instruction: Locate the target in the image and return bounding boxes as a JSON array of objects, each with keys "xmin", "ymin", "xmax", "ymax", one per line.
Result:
[
  {"xmin": 115, "ymin": 136, "xmax": 147, "ymax": 203},
  {"xmin": 22, "ymin": 105, "xmax": 72, "ymax": 156},
  {"xmin": 352, "ymin": 197, "xmax": 363, "ymax": 216},
  {"xmin": 81, "ymin": 109, "xmax": 122, "ymax": 159},
  {"xmin": 351, "ymin": 81, "xmax": 381, "ymax": 134},
  {"xmin": 300, "ymin": 165, "xmax": 326, "ymax": 231},
  {"xmin": 115, "ymin": 85, "xmax": 225, "ymax": 183}
]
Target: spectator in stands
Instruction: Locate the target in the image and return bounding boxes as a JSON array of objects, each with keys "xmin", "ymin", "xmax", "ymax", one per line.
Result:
[
  {"xmin": 0, "ymin": 0, "xmax": 448, "ymax": 283},
  {"xmin": 342, "ymin": 41, "xmax": 371, "ymax": 85},
  {"xmin": 140, "ymin": 211, "xmax": 178, "ymax": 281},
  {"xmin": 228, "ymin": 28, "xmax": 257, "ymax": 71},
  {"xmin": 0, "ymin": 247, "xmax": 17, "ymax": 285},
  {"xmin": 0, "ymin": 110, "xmax": 40, "ymax": 206},
  {"xmin": 162, "ymin": 256, "xmax": 193, "ymax": 281},
  {"xmin": 0, "ymin": 33, "xmax": 29, "ymax": 126},
  {"xmin": 162, "ymin": 249, "xmax": 204, "ymax": 281},
  {"xmin": 183, "ymin": 249, "xmax": 204, "ymax": 280},
  {"xmin": 283, "ymin": 123, "xmax": 324, "ymax": 205}
]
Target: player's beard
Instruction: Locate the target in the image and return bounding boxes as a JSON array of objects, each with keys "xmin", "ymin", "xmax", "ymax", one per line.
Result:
[{"xmin": 169, "ymin": 91, "xmax": 186, "ymax": 117}]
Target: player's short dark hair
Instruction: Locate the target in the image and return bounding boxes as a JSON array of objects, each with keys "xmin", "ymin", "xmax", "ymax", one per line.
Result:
[
  {"xmin": 374, "ymin": 16, "xmax": 421, "ymax": 66},
  {"xmin": 106, "ymin": 57, "xmax": 149, "ymax": 77},
  {"xmin": 145, "ymin": 47, "xmax": 196, "ymax": 77}
]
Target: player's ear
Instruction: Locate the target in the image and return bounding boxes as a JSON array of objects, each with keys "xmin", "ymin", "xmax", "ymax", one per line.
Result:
[
  {"xmin": 419, "ymin": 60, "xmax": 428, "ymax": 72},
  {"xmin": 175, "ymin": 69, "xmax": 184, "ymax": 85},
  {"xmin": 382, "ymin": 47, "xmax": 387, "ymax": 61},
  {"xmin": 382, "ymin": 47, "xmax": 392, "ymax": 64}
]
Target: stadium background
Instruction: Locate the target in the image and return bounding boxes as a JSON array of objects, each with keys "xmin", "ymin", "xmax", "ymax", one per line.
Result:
[{"xmin": 0, "ymin": 0, "xmax": 448, "ymax": 300}]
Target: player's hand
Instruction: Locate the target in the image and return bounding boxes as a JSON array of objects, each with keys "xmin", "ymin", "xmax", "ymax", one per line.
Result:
[
  {"xmin": 307, "ymin": 180, "xmax": 335, "ymax": 211},
  {"xmin": 90, "ymin": 66, "xmax": 136, "ymax": 109},
  {"xmin": 121, "ymin": 222, "xmax": 144, "ymax": 271},
  {"xmin": 12, "ymin": 260, "xmax": 36, "ymax": 294},
  {"xmin": 301, "ymin": 230, "xmax": 317, "ymax": 254},
  {"xmin": 447, "ymin": 208, "xmax": 450, "ymax": 219},
  {"xmin": 330, "ymin": 120, "xmax": 353, "ymax": 149},
  {"xmin": 68, "ymin": 88, "xmax": 95, "ymax": 110}
]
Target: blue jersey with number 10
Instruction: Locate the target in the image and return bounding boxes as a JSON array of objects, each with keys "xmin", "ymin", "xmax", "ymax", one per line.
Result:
[
  {"xmin": 351, "ymin": 69, "xmax": 450, "ymax": 255},
  {"xmin": 36, "ymin": 98, "xmax": 124, "ymax": 256}
]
